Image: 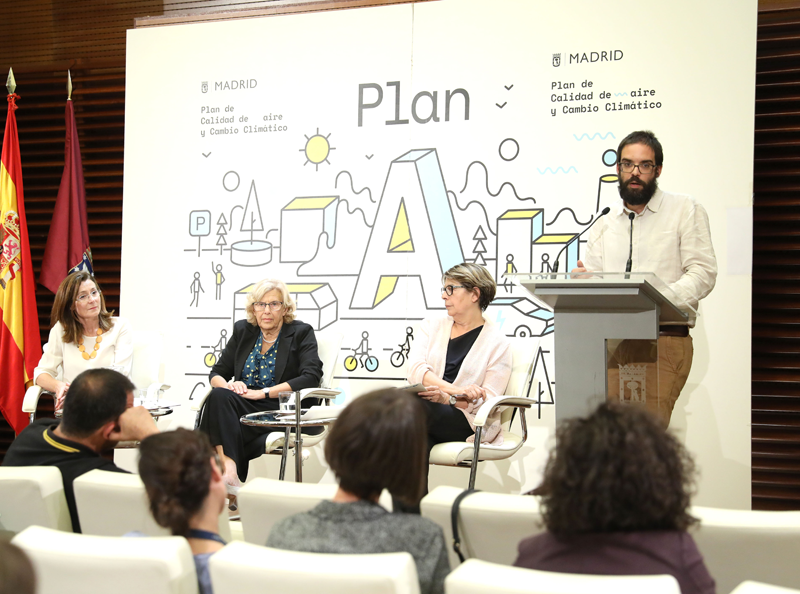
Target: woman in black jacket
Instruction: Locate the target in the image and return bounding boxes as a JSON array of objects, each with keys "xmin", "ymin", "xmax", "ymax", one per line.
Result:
[{"xmin": 197, "ymin": 278, "xmax": 322, "ymax": 499}]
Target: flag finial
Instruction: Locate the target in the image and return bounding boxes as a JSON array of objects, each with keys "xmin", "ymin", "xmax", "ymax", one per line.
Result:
[
  {"xmin": 6, "ymin": 67, "xmax": 16, "ymax": 94},
  {"xmin": 67, "ymin": 70, "xmax": 72, "ymax": 100}
]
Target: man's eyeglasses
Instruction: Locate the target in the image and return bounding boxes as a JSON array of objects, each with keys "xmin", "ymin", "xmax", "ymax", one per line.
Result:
[
  {"xmin": 253, "ymin": 301, "xmax": 284, "ymax": 311},
  {"xmin": 619, "ymin": 160, "xmax": 656, "ymax": 174},
  {"xmin": 441, "ymin": 285, "xmax": 467, "ymax": 296},
  {"xmin": 76, "ymin": 289, "xmax": 100, "ymax": 303}
]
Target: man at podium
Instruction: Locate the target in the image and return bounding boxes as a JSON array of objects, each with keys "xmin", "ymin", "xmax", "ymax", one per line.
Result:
[{"xmin": 572, "ymin": 130, "xmax": 717, "ymax": 426}]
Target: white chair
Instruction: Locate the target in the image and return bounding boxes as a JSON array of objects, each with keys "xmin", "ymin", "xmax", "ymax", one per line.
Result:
[
  {"xmin": 209, "ymin": 540, "xmax": 420, "ymax": 594},
  {"xmin": 12, "ymin": 524, "xmax": 199, "ymax": 594},
  {"xmin": 731, "ymin": 581, "xmax": 800, "ymax": 594},
  {"xmin": 72, "ymin": 468, "xmax": 232, "ymax": 542},
  {"xmin": 237, "ymin": 477, "xmax": 338, "ymax": 544},
  {"xmin": 420, "ymin": 486, "xmax": 542, "ymax": 568},
  {"xmin": 0, "ymin": 466, "xmax": 72, "ymax": 533},
  {"xmin": 429, "ymin": 337, "xmax": 539, "ymax": 489},
  {"xmin": 445, "ymin": 559, "xmax": 681, "ymax": 594},
  {"xmin": 192, "ymin": 331, "xmax": 344, "ymax": 480},
  {"xmin": 690, "ymin": 505, "xmax": 800, "ymax": 594},
  {"xmin": 22, "ymin": 330, "xmax": 170, "ymax": 423}
]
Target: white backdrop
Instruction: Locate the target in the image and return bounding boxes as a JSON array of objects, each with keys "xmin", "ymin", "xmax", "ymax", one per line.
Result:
[{"xmin": 122, "ymin": 0, "xmax": 756, "ymax": 507}]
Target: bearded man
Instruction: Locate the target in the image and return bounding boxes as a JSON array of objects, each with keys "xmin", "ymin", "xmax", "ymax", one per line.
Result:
[{"xmin": 572, "ymin": 130, "xmax": 717, "ymax": 426}]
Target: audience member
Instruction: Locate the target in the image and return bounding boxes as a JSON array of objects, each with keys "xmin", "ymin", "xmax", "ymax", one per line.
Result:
[
  {"xmin": 138, "ymin": 429, "xmax": 227, "ymax": 594},
  {"xmin": 2, "ymin": 368, "xmax": 158, "ymax": 532},
  {"xmin": 0, "ymin": 540, "xmax": 36, "ymax": 594},
  {"xmin": 514, "ymin": 402, "xmax": 715, "ymax": 594},
  {"xmin": 267, "ymin": 389, "xmax": 450, "ymax": 594}
]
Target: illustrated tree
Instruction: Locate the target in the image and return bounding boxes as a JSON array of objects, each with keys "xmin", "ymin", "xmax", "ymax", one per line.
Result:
[
  {"xmin": 472, "ymin": 225, "xmax": 487, "ymax": 265},
  {"xmin": 215, "ymin": 213, "xmax": 228, "ymax": 254},
  {"xmin": 241, "ymin": 180, "xmax": 264, "ymax": 243}
]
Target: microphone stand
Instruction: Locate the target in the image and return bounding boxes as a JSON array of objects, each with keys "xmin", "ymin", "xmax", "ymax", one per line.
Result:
[
  {"xmin": 552, "ymin": 206, "xmax": 611, "ymax": 273},
  {"xmin": 625, "ymin": 211, "xmax": 635, "ymax": 278}
]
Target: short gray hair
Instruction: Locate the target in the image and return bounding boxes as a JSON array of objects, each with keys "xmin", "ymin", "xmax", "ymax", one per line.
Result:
[{"xmin": 245, "ymin": 278, "xmax": 296, "ymax": 325}]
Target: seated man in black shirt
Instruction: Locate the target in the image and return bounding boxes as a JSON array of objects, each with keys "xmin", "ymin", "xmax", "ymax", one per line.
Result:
[{"xmin": 3, "ymin": 368, "xmax": 159, "ymax": 532}]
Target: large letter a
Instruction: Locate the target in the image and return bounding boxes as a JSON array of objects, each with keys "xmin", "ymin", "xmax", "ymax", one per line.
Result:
[{"xmin": 350, "ymin": 149, "xmax": 464, "ymax": 309}]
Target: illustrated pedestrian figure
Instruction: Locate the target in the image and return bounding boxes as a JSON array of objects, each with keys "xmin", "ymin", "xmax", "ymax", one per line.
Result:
[
  {"xmin": 504, "ymin": 253, "xmax": 517, "ymax": 276},
  {"xmin": 190, "ymin": 271, "xmax": 204, "ymax": 307},
  {"xmin": 211, "ymin": 262, "xmax": 225, "ymax": 300},
  {"xmin": 499, "ymin": 253, "xmax": 517, "ymax": 293},
  {"xmin": 540, "ymin": 252, "xmax": 553, "ymax": 273}
]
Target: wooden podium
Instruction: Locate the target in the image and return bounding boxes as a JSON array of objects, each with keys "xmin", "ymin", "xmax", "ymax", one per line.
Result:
[{"xmin": 510, "ymin": 273, "xmax": 693, "ymax": 423}]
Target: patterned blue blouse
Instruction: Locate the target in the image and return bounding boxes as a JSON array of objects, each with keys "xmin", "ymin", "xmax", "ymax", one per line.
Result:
[{"xmin": 241, "ymin": 332, "xmax": 281, "ymax": 389}]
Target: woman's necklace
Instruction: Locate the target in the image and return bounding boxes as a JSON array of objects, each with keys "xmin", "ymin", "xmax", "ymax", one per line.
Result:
[
  {"xmin": 77, "ymin": 328, "xmax": 105, "ymax": 360},
  {"xmin": 262, "ymin": 332, "xmax": 278, "ymax": 344}
]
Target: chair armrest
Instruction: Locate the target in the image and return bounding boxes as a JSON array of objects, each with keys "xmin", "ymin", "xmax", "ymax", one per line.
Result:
[
  {"xmin": 190, "ymin": 387, "xmax": 213, "ymax": 412},
  {"xmin": 472, "ymin": 383, "xmax": 538, "ymax": 427},
  {"xmin": 298, "ymin": 388, "xmax": 341, "ymax": 401},
  {"xmin": 22, "ymin": 385, "xmax": 46, "ymax": 414}
]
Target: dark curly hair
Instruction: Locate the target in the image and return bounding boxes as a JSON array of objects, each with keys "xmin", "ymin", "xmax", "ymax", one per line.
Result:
[
  {"xmin": 533, "ymin": 402, "xmax": 697, "ymax": 534},
  {"xmin": 138, "ymin": 428, "xmax": 217, "ymax": 537}
]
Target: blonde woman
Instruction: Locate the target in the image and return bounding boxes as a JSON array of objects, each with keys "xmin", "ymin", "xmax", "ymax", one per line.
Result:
[{"xmin": 197, "ymin": 278, "xmax": 323, "ymax": 500}]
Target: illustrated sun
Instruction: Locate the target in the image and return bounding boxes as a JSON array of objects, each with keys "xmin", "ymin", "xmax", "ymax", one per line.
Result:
[{"xmin": 300, "ymin": 128, "xmax": 335, "ymax": 171}]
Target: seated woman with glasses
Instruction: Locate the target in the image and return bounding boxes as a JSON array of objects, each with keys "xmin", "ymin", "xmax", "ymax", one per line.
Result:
[
  {"xmin": 404, "ymin": 262, "xmax": 512, "ymax": 507},
  {"xmin": 34, "ymin": 271, "xmax": 133, "ymax": 411},
  {"xmin": 197, "ymin": 278, "xmax": 322, "ymax": 507},
  {"xmin": 514, "ymin": 403, "xmax": 715, "ymax": 594},
  {"xmin": 138, "ymin": 429, "xmax": 228, "ymax": 594},
  {"xmin": 267, "ymin": 389, "xmax": 450, "ymax": 594}
]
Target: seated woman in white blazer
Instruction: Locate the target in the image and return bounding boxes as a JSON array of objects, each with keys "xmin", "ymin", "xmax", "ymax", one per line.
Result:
[
  {"xmin": 406, "ymin": 262, "xmax": 512, "ymax": 497},
  {"xmin": 34, "ymin": 271, "xmax": 133, "ymax": 411}
]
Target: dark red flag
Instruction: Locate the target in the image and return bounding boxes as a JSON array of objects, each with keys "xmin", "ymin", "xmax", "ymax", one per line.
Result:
[{"xmin": 40, "ymin": 95, "xmax": 92, "ymax": 294}]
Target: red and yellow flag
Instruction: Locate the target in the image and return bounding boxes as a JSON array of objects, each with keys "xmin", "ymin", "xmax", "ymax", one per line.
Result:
[{"xmin": 0, "ymin": 84, "xmax": 42, "ymax": 434}]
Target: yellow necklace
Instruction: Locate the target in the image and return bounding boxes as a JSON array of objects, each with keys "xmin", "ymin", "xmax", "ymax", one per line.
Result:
[{"xmin": 77, "ymin": 328, "xmax": 105, "ymax": 360}]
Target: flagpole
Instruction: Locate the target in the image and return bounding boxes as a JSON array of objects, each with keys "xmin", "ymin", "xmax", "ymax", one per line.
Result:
[{"xmin": 67, "ymin": 69, "xmax": 72, "ymax": 101}]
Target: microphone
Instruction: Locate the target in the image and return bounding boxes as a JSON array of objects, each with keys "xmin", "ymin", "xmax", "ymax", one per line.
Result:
[
  {"xmin": 625, "ymin": 211, "xmax": 635, "ymax": 273},
  {"xmin": 552, "ymin": 207, "xmax": 611, "ymax": 273}
]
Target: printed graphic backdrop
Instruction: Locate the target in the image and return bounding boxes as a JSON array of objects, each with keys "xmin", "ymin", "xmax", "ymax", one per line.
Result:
[{"xmin": 122, "ymin": 0, "xmax": 756, "ymax": 506}]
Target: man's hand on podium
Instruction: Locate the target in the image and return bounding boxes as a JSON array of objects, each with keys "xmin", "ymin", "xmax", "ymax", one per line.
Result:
[{"xmin": 570, "ymin": 260, "xmax": 591, "ymax": 279}]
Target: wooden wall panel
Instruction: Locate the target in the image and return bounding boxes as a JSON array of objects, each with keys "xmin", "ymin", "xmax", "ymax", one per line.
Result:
[{"xmin": 752, "ymin": 6, "xmax": 800, "ymax": 509}]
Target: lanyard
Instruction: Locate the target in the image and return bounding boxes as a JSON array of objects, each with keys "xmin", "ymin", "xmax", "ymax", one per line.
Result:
[{"xmin": 186, "ymin": 529, "xmax": 227, "ymax": 546}]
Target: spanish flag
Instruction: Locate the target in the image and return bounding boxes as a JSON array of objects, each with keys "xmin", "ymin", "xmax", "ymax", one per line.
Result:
[{"xmin": 0, "ymin": 70, "xmax": 42, "ymax": 434}]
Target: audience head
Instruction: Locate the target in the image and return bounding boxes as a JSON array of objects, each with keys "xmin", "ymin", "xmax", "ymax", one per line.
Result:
[
  {"xmin": 245, "ymin": 278, "xmax": 296, "ymax": 325},
  {"xmin": 442, "ymin": 262, "xmax": 497, "ymax": 311},
  {"xmin": 0, "ymin": 541, "xmax": 36, "ymax": 594},
  {"xmin": 59, "ymin": 368, "xmax": 135, "ymax": 441},
  {"xmin": 617, "ymin": 130, "xmax": 663, "ymax": 167},
  {"xmin": 138, "ymin": 428, "xmax": 225, "ymax": 537},
  {"xmin": 325, "ymin": 389, "xmax": 426, "ymax": 506},
  {"xmin": 534, "ymin": 402, "xmax": 697, "ymax": 535},
  {"xmin": 51, "ymin": 271, "xmax": 113, "ymax": 342}
]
